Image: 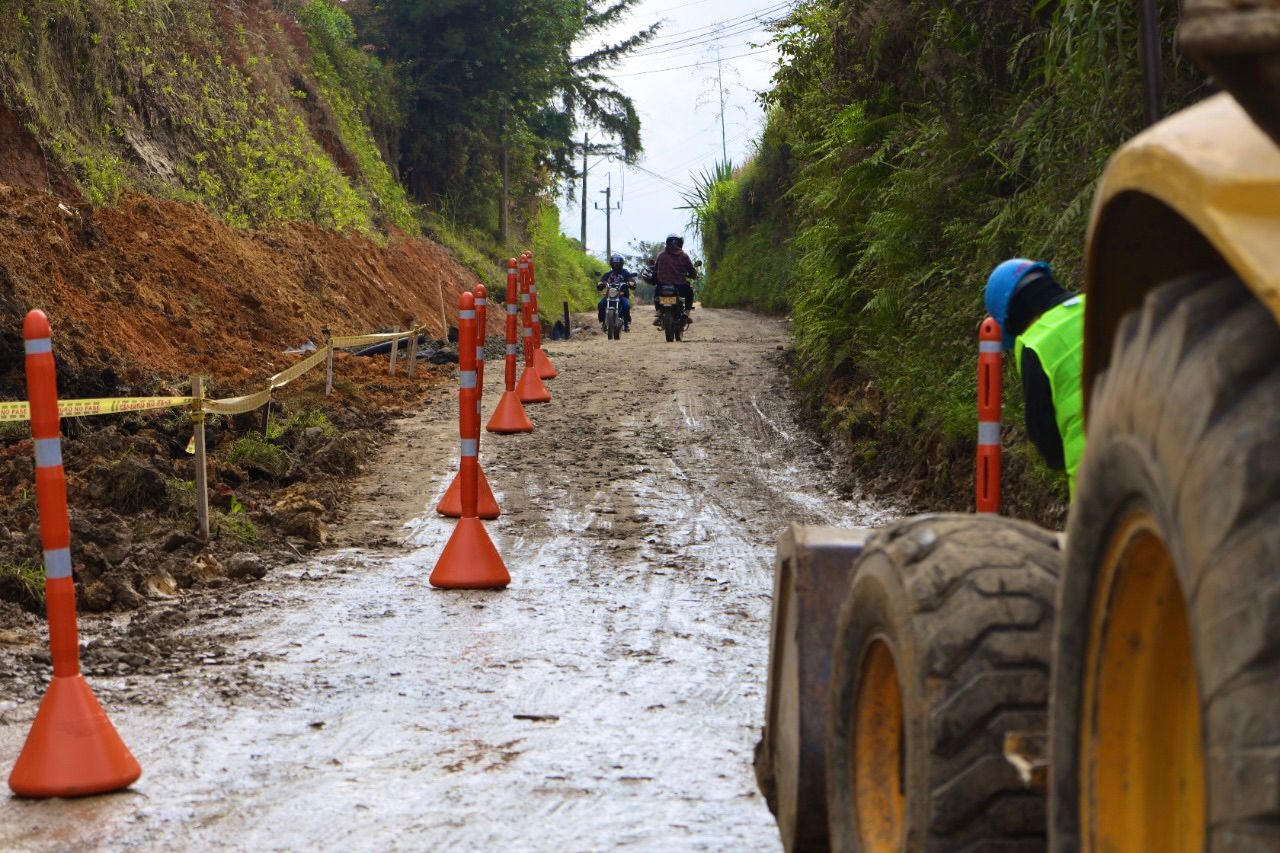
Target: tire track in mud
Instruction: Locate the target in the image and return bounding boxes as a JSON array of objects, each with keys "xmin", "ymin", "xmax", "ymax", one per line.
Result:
[{"xmin": 0, "ymin": 309, "xmax": 894, "ymax": 851}]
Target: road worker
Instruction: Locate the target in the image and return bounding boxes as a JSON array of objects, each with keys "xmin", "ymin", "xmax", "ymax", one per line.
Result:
[{"xmin": 984, "ymin": 258, "xmax": 1086, "ymax": 496}]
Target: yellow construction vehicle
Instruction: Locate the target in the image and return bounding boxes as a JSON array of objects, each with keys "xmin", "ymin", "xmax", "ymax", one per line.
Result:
[{"xmin": 756, "ymin": 4, "xmax": 1280, "ymax": 850}]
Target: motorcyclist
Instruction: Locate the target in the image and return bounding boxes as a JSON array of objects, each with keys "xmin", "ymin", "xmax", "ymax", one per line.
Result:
[
  {"xmin": 597, "ymin": 253, "xmax": 637, "ymax": 332},
  {"xmin": 652, "ymin": 233, "xmax": 699, "ymax": 324}
]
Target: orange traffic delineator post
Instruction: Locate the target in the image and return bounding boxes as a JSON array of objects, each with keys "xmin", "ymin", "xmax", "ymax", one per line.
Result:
[
  {"xmin": 976, "ymin": 316, "xmax": 1002, "ymax": 514},
  {"xmin": 487, "ymin": 258, "xmax": 534, "ymax": 433},
  {"xmin": 430, "ymin": 291, "xmax": 510, "ymax": 590},
  {"xmin": 527, "ymin": 253, "xmax": 558, "ymax": 380},
  {"xmin": 516, "ymin": 253, "xmax": 552, "ymax": 404},
  {"xmin": 9, "ymin": 310, "xmax": 142, "ymax": 798},
  {"xmin": 438, "ymin": 285, "xmax": 500, "ymax": 520}
]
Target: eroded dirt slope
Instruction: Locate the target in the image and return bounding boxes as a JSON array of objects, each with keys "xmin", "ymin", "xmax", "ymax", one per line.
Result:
[
  {"xmin": 0, "ymin": 308, "xmax": 893, "ymax": 849},
  {"xmin": 0, "ymin": 185, "xmax": 496, "ymax": 399}
]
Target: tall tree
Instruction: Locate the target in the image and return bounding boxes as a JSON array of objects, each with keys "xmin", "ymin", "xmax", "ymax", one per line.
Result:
[{"xmin": 349, "ymin": 0, "xmax": 656, "ymax": 229}]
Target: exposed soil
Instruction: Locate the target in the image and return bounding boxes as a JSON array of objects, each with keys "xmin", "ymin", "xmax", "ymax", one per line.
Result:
[
  {"xmin": 799, "ymin": 367, "xmax": 1069, "ymax": 530},
  {"xmin": 0, "ymin": 183, "xmax": 511, "ymax": 621},
  {"xmin": 0, "ymin": 308, "xmax": 893, "ymax": 849},
  {"xmin": 0, "ymin": 185, "xmax": 500, "ymax": 399}
]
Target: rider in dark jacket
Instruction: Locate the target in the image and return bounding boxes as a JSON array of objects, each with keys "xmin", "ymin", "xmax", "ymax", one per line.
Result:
[
  {"xmin": 597, "ymin": 253, "xmax": 636, "ymax": 331},
  {"xmin": 653, "ymin": 233, "xmax": 699, "ymax": 323}
]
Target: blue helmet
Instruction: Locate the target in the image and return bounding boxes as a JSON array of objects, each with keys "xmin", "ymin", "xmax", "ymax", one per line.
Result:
[{"xmin": 985, "ymin": 258, "xmax": 1053, "ymax": 350}]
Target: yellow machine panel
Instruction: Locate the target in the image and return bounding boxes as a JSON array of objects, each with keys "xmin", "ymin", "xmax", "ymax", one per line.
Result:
[{"xmin": 1083, "ymin": 93, "xmax": 1280, "ymax": 397}]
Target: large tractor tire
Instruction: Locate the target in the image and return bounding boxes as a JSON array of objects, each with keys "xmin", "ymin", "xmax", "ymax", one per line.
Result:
[
  {"xmin": 1050, "ymin": 274, "xmax": 1280, "ymax": 851},
  {"xmin": 757, "ymin": 526, "xmax": 872, "ymax": 852},
  {"xmin": 826, "ymin": 514, "xmax": 1061, "ymax": 852}
]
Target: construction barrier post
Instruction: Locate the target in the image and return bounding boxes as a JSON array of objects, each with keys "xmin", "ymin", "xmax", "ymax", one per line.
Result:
[
  {"xmin": 528, "ymin": 253, "xmax": 557, "ymax": 380},
  {"xmin": 389, "ymin": 326, "xmax": 400, "ymax": 376},
  {"xmin": 323, "ymin": 326, "xmax": 334, "ymax": 396},
  {"xmin": 977, "ymin": 316, "xmax": 1002, "ymax": 514},
  {"xmin": 9, "ymin": 310, "xmax": 141, "ymax": 798},
  {"xmin": 430, "ymin": 292, "xmax": 510, "ymax": 590},
  {"xmin": 563, "ymin": 301, "xmax": 571, "ymax": 338},
  {"xmin": 261, "ymin": 393, "xmax": 272, "ymax": 437},
  {"xmin": 437, "ymin": 287, "xmax": 501, "ymax": 520},
  {"xmin": 407, "ymin": 319, "xmax": 418, "ymax": 378},
  {"xmin": 192, "ymin": 375, "xmax": 210, "ymax": 542},
  {"xmin": 516, "ymin": 254, "xmax": 551, "ymax": 404},
  {"xmin": 475, "ymin": 286, "xmax": 487, "ymax": 392},
  {"xmin": 488, "ymin": 260, "xmax": 534, "ymax": 434}
]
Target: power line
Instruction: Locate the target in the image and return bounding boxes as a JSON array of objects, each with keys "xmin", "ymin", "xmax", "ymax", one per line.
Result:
[
  {"xmin": 573, "ymin": 3, "xmax": 788, "ymax": 61},
  {"xmin": 610, "ymin": 47, "xmax": 776, "ymax": 78},
  {"xmin": 637, "ymin": 3, "xmax": 789, "ymax": 49}
]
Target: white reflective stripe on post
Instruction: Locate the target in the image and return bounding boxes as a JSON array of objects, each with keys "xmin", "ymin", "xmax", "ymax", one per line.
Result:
[
  {"xmin": 476, "ymin": 298, "xmax": 487, "ymax": 307},
  {"xmin": 507, "ymin": 304, "xmax": 518, "ymax": 315},
  {"xmin": 506, "ymin": 344, "xmax": 518, "ymax": 356},
  {"xmin": 978, "ymin": 421, "xmax": 1001, "ymax": 445},
  {"xmin": 460, "ymin": 371, "xmax": 477, "ymax": 389},
  {"xmin": 33, "ymin": 438, "xmax": 62, "ymax": 469},
  {"xmin": 523, "ymin": 327, "xmax": 532, "ymax": 337},
  {"xmin": 979, "ymin": 341, "xmax": 1002, "ymax": 353},
  {"xmin": 477, "ymin": 346, "xmax": 485, "ymax": 362},
  {"xmin": 460, "ymin": 310, "xmax": 476, "ymax": 320},
  {"xmin": 43, "ymin": 547, "xmax": 72, "ymax": 580},
  {"xmin": 461, "ymin": 439, "xmax": 478, "ymax": 457},
  {"xmin": 521, "ymin": 293, "xmax": 530, "ymax": 304},
  {"xmin": 24, "ymin": 337, "xmax": 52, "ymax": 355}
]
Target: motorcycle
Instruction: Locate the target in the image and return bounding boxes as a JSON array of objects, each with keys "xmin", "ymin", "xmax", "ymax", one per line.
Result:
[
  {"xmin": 654, "ymin": 283, "xmax": 688, "ymax": 343},
  {"xmin": 602, "ymin": 281, "xmax": 626, "ymax": 340},
  {"xmin": 650, "ymin": 259, "xmax": 702, "ymax": 344}
]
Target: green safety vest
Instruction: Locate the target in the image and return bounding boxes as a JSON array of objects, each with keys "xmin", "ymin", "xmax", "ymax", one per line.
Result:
[{"xmin": 1015, "ymin": 296, "xmax": 1086, "ymax": 497}]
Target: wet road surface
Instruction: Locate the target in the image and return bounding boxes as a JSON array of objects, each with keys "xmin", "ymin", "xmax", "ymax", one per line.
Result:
[{"xmin": 0, "ymin": 308, "xmax": 893, "ymax": 850}]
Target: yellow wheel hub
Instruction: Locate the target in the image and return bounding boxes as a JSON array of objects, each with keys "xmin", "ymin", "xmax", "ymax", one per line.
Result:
[
  {"xmin": 1081, "ymin": 512, "xmax": 1205, "ymax": 851},
  {"xmin": 854, "ymin": 638, "xmax": 904, "ymax": 852}
]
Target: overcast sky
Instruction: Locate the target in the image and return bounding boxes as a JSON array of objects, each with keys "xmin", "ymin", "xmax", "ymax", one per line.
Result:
[{"xmin": 561, "ymin": 1, "xmax": 788, "ymax": 261}]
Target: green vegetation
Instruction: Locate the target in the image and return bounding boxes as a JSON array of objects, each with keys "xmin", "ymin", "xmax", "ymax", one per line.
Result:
[
  {"xmin": 267, "ymin": 408, "xmax": 337, "ymax": 442},
  {"xmin": 215, "ymin": 496, "xmax": 259, "ymax": 545},
  {"xmin": 0, "ymin": 560, "xmax": 44, "ymax": 611},
  {"xmin": 163, "ymin": 476, "xmax": 196, "ymax": 522},
  {"xmin": 0, "ymin": 0, "xmax": 382, "ymax": 229},
  {"xmin": 530, "ymin": 205, "xmax": 605, "ymax": 313},
  {"xmin": 228, "ymin": 433, "xmax": 289, "ymax": 480},
  {"xmin": 693, "ymin": 0, "xmax": 1204, "ymax": 499},
  {"xmin": 298, "ymin": 0, "xmax": 418, "ymax": 232},
  {"xmin": 0, "ymin": 0, "xmax": 653, "ymax": 323}
]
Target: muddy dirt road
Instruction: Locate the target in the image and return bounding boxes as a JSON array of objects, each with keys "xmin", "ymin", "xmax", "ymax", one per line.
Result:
[{"xmin": 0, "ymin": 308, "xmax": 892, "ymax": 850}]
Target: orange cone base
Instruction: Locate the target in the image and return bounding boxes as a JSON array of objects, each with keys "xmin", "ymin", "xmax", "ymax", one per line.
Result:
[
  {"xmin": 430, "ymin": 517, "xmax": 510, "ymax": 589},
  {"xmin": 517, "ymin": 366, "xmax": 552, "ymax": 404},
  {"xmin": 486, "ymin": 390, "xmax": 534, "ymax": 434},
  {"xmin": 436, "ymin": 466, "xmax": 500, "ymax": 519},
  {"xmin": 534, "ymin": 348, "xmax": 558, "ymax": 380},
  {"xmin": 9, "ymin": 674, "xmax": 141, "ymax": 798}
]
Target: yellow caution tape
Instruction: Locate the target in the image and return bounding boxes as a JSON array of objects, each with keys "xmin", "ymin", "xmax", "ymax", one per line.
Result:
[
  {"xmin": 0, "ymin": 321, "xmax": 425, "ymax": 425},
  {"xmin": 331, "ymin": 326, "xmax": 427, "ymax": 349},
  {"xmin": 203, "ymin": 388, "xmax": 273, "ymax": 416},
  {"xmin": 0, "ymin": 397, "xmax": 195, "ymax": 423},
  {"xmin": 268, "ymin": 346, "xmax": 331, "ymax": 389}
]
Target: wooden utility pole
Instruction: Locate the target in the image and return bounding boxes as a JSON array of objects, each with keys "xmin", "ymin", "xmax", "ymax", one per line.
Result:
[
  {"xmin": 580, "ymin": 133, "xmax": 589, "ymax": 251},
  {"xmin": 595, "ymin": 173, "xmax": 622, "ymax": 259}
]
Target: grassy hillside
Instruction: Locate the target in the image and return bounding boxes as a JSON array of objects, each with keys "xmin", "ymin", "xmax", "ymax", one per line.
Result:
[
  {"xmin": 693, "ymin": 0, "xmax": 1207, "ymax": 518},
  {"xmin": 0, "ymin": 0, "xmax": 596, "ymax": 312}
]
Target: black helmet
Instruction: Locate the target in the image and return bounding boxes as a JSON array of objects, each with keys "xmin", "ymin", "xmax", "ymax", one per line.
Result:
[
  {"xmin": 665, "ymin": 233, "xmax": 683, "ymax": 249},
  {"xmin": 610, "ymin": 253, "xmax": 624, "ymax": 269}
]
